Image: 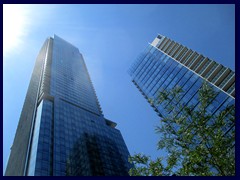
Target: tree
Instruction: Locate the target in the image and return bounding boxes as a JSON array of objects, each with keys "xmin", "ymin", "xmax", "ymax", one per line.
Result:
[{"xmin": 129, "ymin": 82, "xmax": 235, "ymax": 176}]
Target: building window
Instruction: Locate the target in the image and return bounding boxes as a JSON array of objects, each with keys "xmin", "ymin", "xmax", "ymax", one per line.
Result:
[
  {"xmin": 218, "ymin": 71, "xmax": 234, "ymax": 89},
  {"xmin": 198, "ymin": 60, "xmax": 211, "ymax": 75},
  {"xmin": 226, "ymin": 83, "xmax": 235, "ymax": 94},
  {"xmin": 211, "ymin": 67, "xmax": 227, "ymax": 83},
  {"xmin": 181, "ymin": 51, "xmax": 194, "ymax": 64},
  {"xmin": 204, "ymin": 63, "xmax": 218, "ymax": 79}
]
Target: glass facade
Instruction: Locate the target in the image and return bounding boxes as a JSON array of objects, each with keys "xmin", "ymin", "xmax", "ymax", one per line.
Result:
[
  {"xmin": 129, "ymin": 35, "xmax": 235, "ymax": 117},
  {"xmin": 129, "ymin": 34, "xmax": 235, "ymax": 147},
  {"xmin": 6, "ymin": 35, "xmax": 131, "ymax": 176}
]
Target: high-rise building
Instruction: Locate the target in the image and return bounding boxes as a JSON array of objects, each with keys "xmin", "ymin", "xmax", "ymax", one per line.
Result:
[
  {"xmin": 128, "ymin": 34, "xmax": 235, "ymax": 175},
  {"xmin": 128, "ymin": 34, "xmax": 235, "ymax": 129},
  {"xmin": 5, "ymin": 35, "xmax": 131, "ymax": 176}
]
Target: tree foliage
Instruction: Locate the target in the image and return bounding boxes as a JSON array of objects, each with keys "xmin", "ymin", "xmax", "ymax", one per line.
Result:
[
  {"xmin": 129, "ymin": 82, "xmax": 235, "ymax": 176},
  {"xmin": 128, "ymin": 153, "xmax": 170, "ymax": 176}
]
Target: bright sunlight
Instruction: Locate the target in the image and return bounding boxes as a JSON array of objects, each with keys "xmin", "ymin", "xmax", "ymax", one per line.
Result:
[{"xmin": 3, "ymin": 4, "xmax": 30, "ymax": 57}]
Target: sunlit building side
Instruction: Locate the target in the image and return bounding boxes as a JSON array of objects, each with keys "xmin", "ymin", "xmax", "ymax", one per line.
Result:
[
  {"xmin": 5, "ymin": 35, "xmax": 131, "ymax": 176},
  {"xmin": 128, "ymin": 35, "xmax": 235, "ymax": 164}
]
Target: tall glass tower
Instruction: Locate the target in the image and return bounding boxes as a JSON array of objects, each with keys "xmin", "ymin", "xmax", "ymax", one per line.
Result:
[
  {"xmin": 129, "ymin": 34, "xmax": 235, "ymax": 118},
  {"xmin": 128, "ymin": 34, "xmax": 235, "ymax": 175},
  {"xmin": 128, "ymin": 34, "xmax": 235, "ymax": 149},
  {"xmin": 5, "ymin": 35, "xmax": 131, "ymax": 176}
]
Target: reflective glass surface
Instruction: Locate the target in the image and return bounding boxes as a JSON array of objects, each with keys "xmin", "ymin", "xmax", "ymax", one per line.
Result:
[
  {"xmin": 27, "ymin": 35, "xmax": 131, "ymax": 176},
  {"xmin": 129, "ymin": 44, "xmax": 235, "ymax": 134}
]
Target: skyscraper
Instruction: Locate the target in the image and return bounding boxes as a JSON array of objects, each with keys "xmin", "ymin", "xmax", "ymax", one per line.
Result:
[
  {"xmin": 5, "ymin": 35, "xmax": 131, "ymax": 176},
  {"xmin": 128, "ymin": 34, "xmax": 235, "ymax": 175},
  {"xmin": 129, "ymin": 34, "xmax": 235, "ymax": 118}
]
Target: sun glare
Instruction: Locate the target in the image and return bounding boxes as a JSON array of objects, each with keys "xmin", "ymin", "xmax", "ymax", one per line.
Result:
[{"xmin": 3, "ymin": 4, "xmax": 29, "ymax": 57}]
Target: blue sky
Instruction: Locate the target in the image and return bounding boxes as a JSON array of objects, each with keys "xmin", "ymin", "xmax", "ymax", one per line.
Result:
[{"xmin": 3, "ymin": 4, "xmax": 235, "ymax": 174}]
